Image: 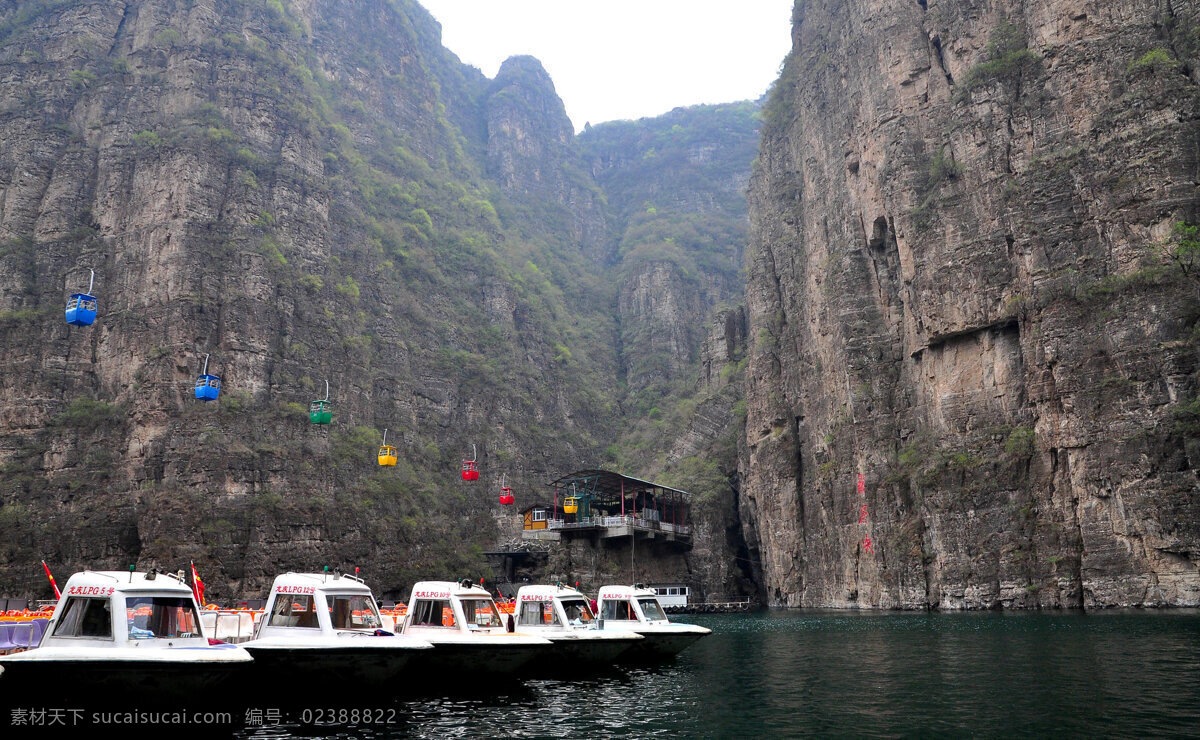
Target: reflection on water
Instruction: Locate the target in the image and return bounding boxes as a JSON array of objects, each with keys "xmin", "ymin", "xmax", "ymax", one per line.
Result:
[{"xmin": 237, "ymin": 610, "xmax": 1200, "ymax": 738}]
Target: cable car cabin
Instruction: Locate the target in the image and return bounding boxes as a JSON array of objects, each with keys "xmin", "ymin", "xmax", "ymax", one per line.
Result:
[
  {"xmin": 65, "ymin": 294, "xmax": 97, "ymax": 326},
  {"xmin": 194, "ymin": 374, "xmax": 221, "ymax": 401},
  {"xmin": 563, "ymin": 496, "xmax": 579, "ymax": 514},
  {"xmin": 461, "ymin": 460, "xmax": 479, "ymax": 481},
  {"xmin": 378, "ymin": 444, "xmax": 397, "ymax": 466},
  {"xmin": 499, "ymin": 486, "xmax": 514, "ymax": 506},
  {"xmin": 309, "ymin": 400, "xmax": 332, "ymax": 424}
]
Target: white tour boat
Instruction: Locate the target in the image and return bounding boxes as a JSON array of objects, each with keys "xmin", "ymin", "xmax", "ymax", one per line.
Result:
[
  {"xmin": 241, "ymin": 572, "xmax": 433, "ymax": 689},
  {"xmin": 398, "ymin": 579, "xmax": 551, "ymax": 675},
  {"xmin": 0, "ymin": 569, "xmax": 251, "ymax": 701},
  {"xmin": 513, "ymin": 583, "xmax": 643, "ymax": 665},
  {"xmin": 596, "ymin": 584, "xmax": 711, "ymax": 659}
]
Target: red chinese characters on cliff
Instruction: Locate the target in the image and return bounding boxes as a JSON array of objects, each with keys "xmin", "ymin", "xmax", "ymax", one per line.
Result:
[{"xmin": 857, "ymin": 472, "xmax": 873, "ymax": 554}]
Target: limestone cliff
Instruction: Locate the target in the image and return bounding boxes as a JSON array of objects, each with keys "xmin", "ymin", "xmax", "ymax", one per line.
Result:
[
  {"xmin": 0, "ymin": 1, "xmax": 761, "ymax": 604},
  {"xmin": 581, "ymin": 103, "xmax": 757, "ymax": 403},
  {"xmin": 483, "ymin": 55, "xmax": 607, "ymax": 258},
  {"xmin": 0, "ymin": 0, "xmax": 626, "ymax": 599},
  {"xmin": 744, "ymin": 0, "xmax": 1200, "ymax": 608},
  {"xmin": 579, "ymin": 105, "xmax": 761, "ymax": 600}
]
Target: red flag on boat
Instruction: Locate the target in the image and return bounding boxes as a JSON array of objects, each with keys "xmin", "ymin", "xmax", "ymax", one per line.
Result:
[
  {"xmin": 41, "ymin": 559, "xmax": 60, "ymax": 599},
  {"xmin": 190, "ymin": 561, "xmax": 205, "ymax": 606}
]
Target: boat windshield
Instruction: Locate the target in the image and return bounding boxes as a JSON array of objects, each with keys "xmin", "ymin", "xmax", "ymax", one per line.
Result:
[
  {"xmin": 460, "ymin": 598, "xmax": 502, "ymax": 628},
  {"xmin": 601, "ymin": 599, "xmax": 638, "ymax": 621},
  {"xmin": 559, "ymin": 598, "xmax": 594, "ymax": 623},
  {"xmin": 637, "ymin": 598, "xmax": 667, "ymax": 621},
  {"xmin": 53, "ymin": 597, "xmax": 113, "ymax": 639},
  {"xmin": 269, "ymin": 594, "xmax": 321, "ymax": 629},
  {"xmin": 409, "ymin": 599, "xmax": 455, "ymax": 627},
  {"xmin": 329, "ymin": 594, "xmax": 382, "ymax": 630},
  {"xmin": 126, "ymin": 596, "xmax": 202, "ymax": 639},
  {"xmin": 518, "ymin": 600, "xmax": 560, "ymax": 627}
]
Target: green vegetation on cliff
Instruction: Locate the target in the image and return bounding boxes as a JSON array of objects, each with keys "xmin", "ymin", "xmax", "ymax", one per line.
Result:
[{"xmin": 0, "ymin": 0, "xmax": 765, "ymax": 602}]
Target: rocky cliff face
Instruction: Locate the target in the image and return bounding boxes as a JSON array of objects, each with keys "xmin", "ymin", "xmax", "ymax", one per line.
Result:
[
  {"xmin": 581, "ymin": 103, "xmax": 757, "ymax": 402},
  {"xmin": 744, "ymin": 0, "xmax": 1200, "ymax": 608},
  {"xmin": 0, "ymin": 0, "xmax": 629, "ymax": 600},
  {"xmin": 483, "ymin": 55, "xmax": 607, "ymax": 258},
  {"xmin": 0, "ymin": 1, "xmax": 762, "ymax": 603},
  {"xmin": 576, "ymin": 106, "xmax": 761, "ymax": 600}
]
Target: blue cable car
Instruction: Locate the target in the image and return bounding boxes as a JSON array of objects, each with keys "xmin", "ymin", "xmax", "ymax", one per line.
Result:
[
  {"xmin": 65, "ymin": 269, "xmax": 97, "ymax": 326},
  {"xmin": 195, "ymin": 353, "xmax": 221, "ymax": 401}
]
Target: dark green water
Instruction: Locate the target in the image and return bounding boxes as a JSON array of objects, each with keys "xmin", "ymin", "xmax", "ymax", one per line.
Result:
[{"xmin": 240, "ymin": 610, "xmax": 1200, "ymax": 738}]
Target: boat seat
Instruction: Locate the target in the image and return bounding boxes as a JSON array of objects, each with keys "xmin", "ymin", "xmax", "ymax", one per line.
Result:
[
  {"xmin": 0, "ymin": 624, "xmax": 16, "ymax": 653},
  {"xmin": 229, "ymin": 612, "xmax": 254, "ymax": 641},
  {"xmin": 10, "ymin": 622, "xmax": 34, "ymax": 649}
]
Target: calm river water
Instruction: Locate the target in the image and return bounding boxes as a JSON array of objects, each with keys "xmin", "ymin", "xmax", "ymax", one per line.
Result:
[{"xmin": 237, "ymin": 610, "xmax": 1200, "ymax": 738}]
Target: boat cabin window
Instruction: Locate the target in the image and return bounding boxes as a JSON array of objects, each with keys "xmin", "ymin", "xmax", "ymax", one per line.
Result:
[
  {"xmin": 559, "ymin": 597, "xmax": 594, "ymax": 624},
  {"xmin": 409, "ymin": 599, "xmax": 455, "ymax": 627},
  {"xmin": 126, "ymin": 596, "xmax": 202, "ymax": 639},
  {"xmin": 518, "ymin": 600, "xmax": 559, "ymax": 627},
  {"xmin": 602, "ymin": 599, "xmax": 638, "ymax": 621},
  {"xmin": 329, "ymin": 594, "xmax": 382, "ymax": 630},
  {"xmin": 637, "ymin": 598, "xmax": 667, "ymax": 621},
  {"xmin": 460, "ymin": 598, "xmax": 502, "ymax": 628},
  {"xmin": 53, "ymin": 597, "xmax": 112, "ymax": 639},
  {"xmin": 268, "ymin": 594, "xmax": 321, "ymax": 629}
]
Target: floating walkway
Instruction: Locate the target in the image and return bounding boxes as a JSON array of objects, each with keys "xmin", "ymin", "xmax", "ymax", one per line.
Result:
[{"xmin": 665, "ymin": 600, "xmax": 757, "ymax": 615}]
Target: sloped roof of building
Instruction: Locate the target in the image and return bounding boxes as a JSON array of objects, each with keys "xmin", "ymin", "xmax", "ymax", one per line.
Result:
[{"xmin": 547, "ymin": 469, "xmax": 692, "ymax": 499}]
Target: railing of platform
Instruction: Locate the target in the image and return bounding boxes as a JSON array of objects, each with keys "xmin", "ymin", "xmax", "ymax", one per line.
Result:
[{"xmin": 546, "ymin": 516, "xmax": 690, "ymax": 536}]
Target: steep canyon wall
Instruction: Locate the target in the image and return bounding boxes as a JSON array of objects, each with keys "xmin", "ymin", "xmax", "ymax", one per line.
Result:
[
  {"xmin": 744, "ymin": 0, "xmax": 1200, "ymax": 608},
  {"xmin": 0, "ymin": 0, "xmax": 628, "ymax": 599},
  {"xmin": 0, "ymin": 0, "xmax": 759, "ymax": 602}
]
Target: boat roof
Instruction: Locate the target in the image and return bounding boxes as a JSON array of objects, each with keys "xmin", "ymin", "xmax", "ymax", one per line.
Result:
[
  {"xmin": 598, "ymin": 585, "xmax": 657, "ymax": 599},
  {"xmin": 517, "ymin": 584, "xmax": 586, "ymax": 601},
  {"xmin": 61, "ymin": 571, "xmax": 195, "ymax": 596},
  {"xmin": 268, "ymin": 572, "xmax": 373, "ymax": 595},
  {"xmin": 409, "ymin": 580, "xmax": 492, "ymax": 599}
]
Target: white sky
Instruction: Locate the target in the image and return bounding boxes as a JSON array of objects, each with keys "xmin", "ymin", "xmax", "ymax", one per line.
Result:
[{"xmin": 417, "ymin": 1, "xmax": 795, "ymax": 132}]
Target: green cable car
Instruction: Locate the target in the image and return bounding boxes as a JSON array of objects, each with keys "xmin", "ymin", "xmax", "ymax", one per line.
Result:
[{"xmin": 310, "ymin": 380, "xmax": 332, "ymax": 425}]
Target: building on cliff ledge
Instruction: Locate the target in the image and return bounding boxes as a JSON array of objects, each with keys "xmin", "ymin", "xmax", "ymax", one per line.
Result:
[{"xmin": 521, "ymin": 469, "xmax": 692, "ymax": 548}]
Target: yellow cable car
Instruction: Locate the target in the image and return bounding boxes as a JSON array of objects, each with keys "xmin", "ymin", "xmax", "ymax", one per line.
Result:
[
  {"xmin": 378, "ymin": 428, "xmax": 397, "ymax": 467},
  {"xmin": 563, "ymin": 496, "xmax": 579, "ymax": 514}
]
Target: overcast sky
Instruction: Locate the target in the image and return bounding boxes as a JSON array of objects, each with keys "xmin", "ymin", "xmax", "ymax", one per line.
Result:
[{"xmin": 418, "ymin": 0, "xmax": 795, "ymax": 132}]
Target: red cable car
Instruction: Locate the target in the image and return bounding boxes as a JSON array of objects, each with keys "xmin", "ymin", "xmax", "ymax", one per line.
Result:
[
  {"xmin": 461, "ymin": 444, "xmax": 479, "ymax": 481},
  {"xmin": 498, "ymin": 474, "xmax": 514, "ymax": 506}
]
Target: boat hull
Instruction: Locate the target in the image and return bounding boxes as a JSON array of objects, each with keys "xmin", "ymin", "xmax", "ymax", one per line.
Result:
[
  {"xmin": 0, "ymin": 653, "xmax": 249, "ymax": 706},
  {"xmin": 550, "ymin": 634, "xmax": 641, "ymax": 664},
  {"xmin": 527, "ymin": 632, "xmax": 642, "ymax": 671},
  {"xmin": 244, "ymin": 644, "xmax": 423, "ymax": 688},
  {"xmin": 405, "ymin": 638, "xmax": 551, "ymax": 682},
  {"xmin": 613, "ymin": 626, "xmax": 710, "ymax": 661}
]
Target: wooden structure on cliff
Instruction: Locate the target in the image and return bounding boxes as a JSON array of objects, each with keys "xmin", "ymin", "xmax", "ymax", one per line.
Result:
[{"xmin": 521, "ymin": 469, "xmax": 692, "ymax": 548}]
